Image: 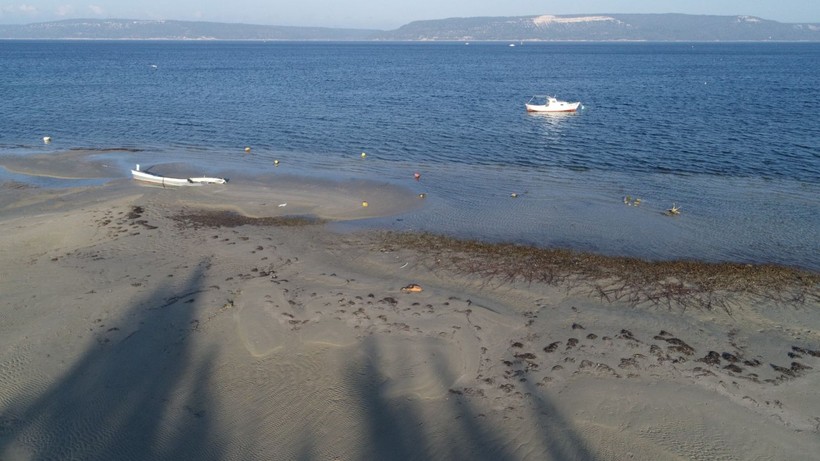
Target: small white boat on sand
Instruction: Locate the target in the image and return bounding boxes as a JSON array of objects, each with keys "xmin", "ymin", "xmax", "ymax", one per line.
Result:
[
  {"xmin": 525, "ymin": 95, "xmax": 581, "ymax": 113},
  {"xmin": 131, "ymin": 164, "xmax": 226, "ymax": 187}
]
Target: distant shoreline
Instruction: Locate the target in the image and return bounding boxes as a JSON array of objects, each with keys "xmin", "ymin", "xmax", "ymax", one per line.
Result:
[
  {"xmin": 3, "ymin": 39, "xmax": 820, "ymax": 44},
  {"xmin": 2, "ymin": 14, "xmax": 819, "ymax": 41}
]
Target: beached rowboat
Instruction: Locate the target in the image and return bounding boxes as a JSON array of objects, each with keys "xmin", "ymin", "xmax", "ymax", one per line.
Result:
[
  {"xmin": 131, "ymin": 165, "xmax": 226, "ymax": 187},
  {"xmin": 525, "ymin": 95, "xmax": 581, "ymax": 113}
]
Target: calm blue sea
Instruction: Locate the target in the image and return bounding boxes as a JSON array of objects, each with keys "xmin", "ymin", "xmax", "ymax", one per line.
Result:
[{"xmin": 1, "ymin": 41, "xmax": 819, "ymax": 270}]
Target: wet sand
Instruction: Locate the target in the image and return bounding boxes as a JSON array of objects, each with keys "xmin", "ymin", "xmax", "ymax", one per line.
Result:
[{"xmin": 1, "ymin": 151, "xmax": 819, "ymax": 460}]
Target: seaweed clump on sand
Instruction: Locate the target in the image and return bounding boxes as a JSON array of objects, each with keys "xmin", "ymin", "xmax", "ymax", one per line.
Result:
[
  {"xmin": 172, "ymin": 210, "xmax": 325, "ymax": 229},
  {"xmin": 378, "ymin": 231, "xmax": 820, "ymax": 312}
]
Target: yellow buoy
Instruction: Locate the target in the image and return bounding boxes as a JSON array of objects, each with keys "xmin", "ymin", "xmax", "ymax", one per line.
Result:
[
  {"xmin": 244, "ymin": 147, "xmax": 251, "ymax": 153},
  {"xmin": 274, "ymin": 159, "xmax": 280, "ymax": 166},
  {"xmin": 361, "ymin": 152, "xmax": 367, "ymax": 158},
  {"xmin": 362, "ymin": 201, "xmax": 369, "ymax": 207}
]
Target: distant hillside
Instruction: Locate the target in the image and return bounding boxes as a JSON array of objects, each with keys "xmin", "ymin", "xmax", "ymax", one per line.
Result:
[
  {"xmin": 0, "ymin": 19, "xmax": 378, "ymax": 40},
  {"xmin": 1, "ymin": 14, "xmax": 819, "ymax": 41},
  {"xmin": 378, "ymin": 14, "xmax": 820, "ymax": 41}
]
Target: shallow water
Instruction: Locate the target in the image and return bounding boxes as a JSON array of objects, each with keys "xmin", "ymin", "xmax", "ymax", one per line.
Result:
[{"xmin": 1, "ymin": 41, "xmax": 818, "ymax": 270}]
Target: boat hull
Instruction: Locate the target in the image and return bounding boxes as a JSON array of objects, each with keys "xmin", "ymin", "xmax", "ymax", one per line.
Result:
[
  {"xmin": 525, "ymin": 102, "xmax": 580, "ymax": 113},
  {"xmin": 131, "ymin": 169, "xmax": 226, "ymax": 187}
]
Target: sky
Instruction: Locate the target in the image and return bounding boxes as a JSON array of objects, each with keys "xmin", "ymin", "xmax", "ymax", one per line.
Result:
[{"xmin": 0, "ymin": 1, "xmax": 817, "ymax": 29}]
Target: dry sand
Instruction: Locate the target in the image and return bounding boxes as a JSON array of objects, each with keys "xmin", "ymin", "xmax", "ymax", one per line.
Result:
[{"xmin": 1, "ymin": 152, "xmax": 819, "ymax": 460}]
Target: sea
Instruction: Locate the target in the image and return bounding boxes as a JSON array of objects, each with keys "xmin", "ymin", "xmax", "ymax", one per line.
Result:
[{"xmin": 1, "ymin": 40, "xmax": 818, "ymax": 271}]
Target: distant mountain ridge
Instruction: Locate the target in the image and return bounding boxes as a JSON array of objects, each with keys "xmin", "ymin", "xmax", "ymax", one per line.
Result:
[
  {"xmin": 0, "ymin": 19, "xmax": 378, "ymax": 40},
  {"xmin": 383, "ymin": 14, "xmax": 820, "ymax": 41},
  {"xmin": 1, "ymin": 14, "xmax": 818, "ymax": 41}
]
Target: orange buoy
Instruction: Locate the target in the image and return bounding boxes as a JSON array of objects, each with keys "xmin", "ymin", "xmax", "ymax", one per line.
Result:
[{"xmin": 401, "ymin": 283, "xmax": 423, "ymax": 293}]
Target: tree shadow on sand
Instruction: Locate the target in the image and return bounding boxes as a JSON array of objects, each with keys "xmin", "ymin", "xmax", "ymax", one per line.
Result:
[
  {"xmin": 0, "ymin": 264, "xmax": 225, "ymax": 460},
  {"xmin": 344, "ymin": 335, "xmax": 595, "ymax": 461}
]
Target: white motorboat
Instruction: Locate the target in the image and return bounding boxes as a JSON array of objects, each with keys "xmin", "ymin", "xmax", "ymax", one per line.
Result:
[
  {"xmin": 525, "ymin": 95, "xmax": 581, "ymax": 113},
  {"xmin": 131, "ymin": 165, "xmax": 226, "ymax": 187}
]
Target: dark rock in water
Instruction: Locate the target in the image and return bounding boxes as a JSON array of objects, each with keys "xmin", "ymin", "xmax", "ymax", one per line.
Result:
[
  {"xmin": 658, "ymin": 330, "xmax": 673, "ymax": 337},
  {"xmin": 721, "ymin": 352, "xmax": 740, "ymax": 362},
  {"xmin": 743, "ymin": 358, "xmax": 762, "ymax": 367},
  {"xmin": 587, "ymin": 333, "xmax": 598, "ymax": 340},
  {"xmin": 572, "ymin": 323, "xmax": 585, "ymax": 330},
  {"xmin": 700, "ymin": 351, "xmax": 721, "ymax": 366},
  {"xmin": 566, "ymin": 338, "xmax": 579, "ymax": 349}
]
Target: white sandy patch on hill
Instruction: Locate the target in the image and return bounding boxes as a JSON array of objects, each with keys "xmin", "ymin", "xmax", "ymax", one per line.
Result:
[{"xmin": 533, "ymin": 15, "xmax": 617, "ymax": 26}]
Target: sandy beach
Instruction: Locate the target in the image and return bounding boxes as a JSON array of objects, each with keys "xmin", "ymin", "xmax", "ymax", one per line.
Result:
[{"xmin": 1, "ymin": 151, "xmax": 819, "ymax": 460}]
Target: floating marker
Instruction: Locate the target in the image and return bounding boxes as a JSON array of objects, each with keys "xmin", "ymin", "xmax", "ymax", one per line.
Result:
[
  {"xmin": 511, "ymin": 193, "xmax": 519, "ymax": 198},
  {"xmin": 244, "ymin": 146, "xmax": 251, "ymax": 153},
  {"xmin": 413, "ymin": 172, "xmax": 421, "ymax": 181},
  {"xmin": 418, "ymin": 193, "xmax": 426, "ymax": 199},
  {"xmin": 43, "ymin": 136, "xmax": 52, "ymax": 144},
  {"xmin": 361, "ymin": 152, "xmax": 367, "ymax": 158},
  {"xmin": 362, "ymin": 201, "xmax": 369, "ymax": 207},
  {"xmin": 274, "ymin": 159, "xmax": 280, "ymax": 166}
]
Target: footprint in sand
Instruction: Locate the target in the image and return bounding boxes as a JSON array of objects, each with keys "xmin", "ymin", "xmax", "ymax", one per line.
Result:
[{"xmin": 234, "ymin": 279, "xmax": 291, "ymax": 357}]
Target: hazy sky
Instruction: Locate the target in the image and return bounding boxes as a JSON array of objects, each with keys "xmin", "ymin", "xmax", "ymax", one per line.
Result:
[{"xmin": 1, "ymin": 1, "xmax": 817, "ymax": 29}]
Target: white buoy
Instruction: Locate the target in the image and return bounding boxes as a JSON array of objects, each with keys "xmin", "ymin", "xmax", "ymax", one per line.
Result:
[{"xmin": 43, "ymin": 136, "xmax": 52, "ymax": 144}]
